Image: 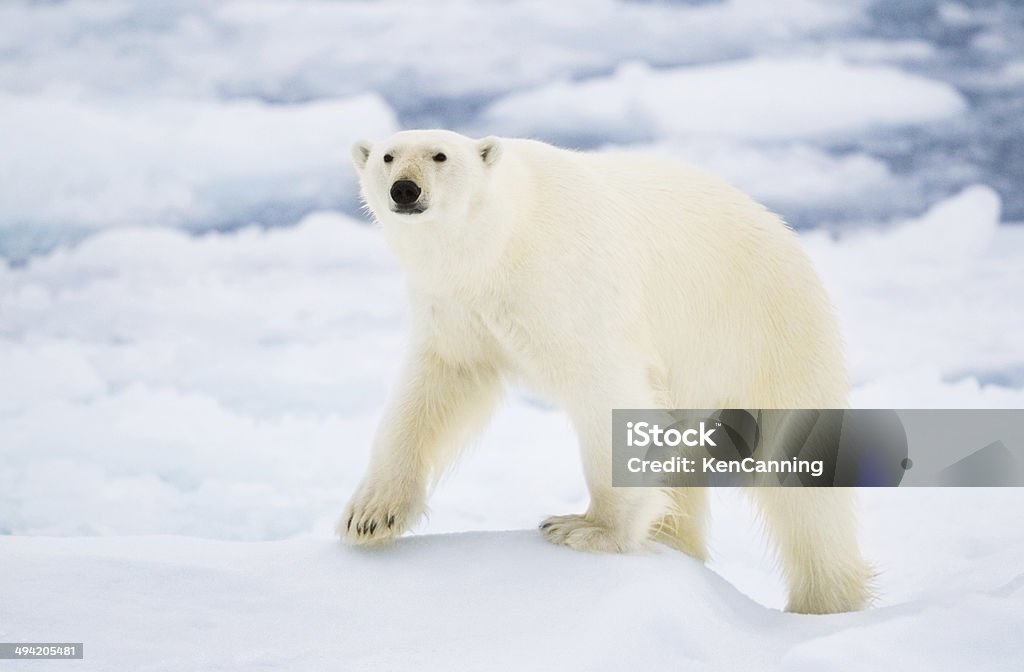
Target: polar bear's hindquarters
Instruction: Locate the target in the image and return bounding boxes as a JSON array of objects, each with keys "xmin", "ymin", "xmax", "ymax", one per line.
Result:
[{"xmin": 626, "ymin": 165, "xmax": 872, "ymax": 613}]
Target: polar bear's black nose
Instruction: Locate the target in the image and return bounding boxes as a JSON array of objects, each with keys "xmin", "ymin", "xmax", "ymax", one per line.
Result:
[{"xmin": 390, "ymin": 180, "xmax": 421, "ymax": 205}]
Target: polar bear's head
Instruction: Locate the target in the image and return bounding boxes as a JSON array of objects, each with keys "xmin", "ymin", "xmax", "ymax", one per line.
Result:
[{"xmin": 351, "ymin": 130, "xmax": 502, "ymax": 224}]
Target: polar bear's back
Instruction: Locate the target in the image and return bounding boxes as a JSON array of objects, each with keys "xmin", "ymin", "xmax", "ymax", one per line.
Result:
[{"xmin": 504, "ymin": 139, "xmax": 847, "ymax": 409}]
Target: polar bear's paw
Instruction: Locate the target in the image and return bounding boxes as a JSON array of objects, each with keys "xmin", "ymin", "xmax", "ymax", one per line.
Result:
[
  {"xmin": 338, "ymin": 480, "xmax": 425, "ymax": 546},
  {"xmin": 539, "ymin": 514, "xmax": 632, "ymax": 553}
]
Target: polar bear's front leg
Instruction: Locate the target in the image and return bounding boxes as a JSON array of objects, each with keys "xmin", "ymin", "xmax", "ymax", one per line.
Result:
[
  {"xmin": 340, "ymin": 348, "xmax": 501, "ymax": 546},
  {"xmin": 541, "ymin": 399, "xmax": 669, "ymax": 553}
]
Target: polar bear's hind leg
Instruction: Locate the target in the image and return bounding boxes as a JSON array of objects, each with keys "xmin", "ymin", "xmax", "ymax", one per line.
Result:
[{"xmin": 752, "ymin": 487, "xmax": 875, "ymax": 614}]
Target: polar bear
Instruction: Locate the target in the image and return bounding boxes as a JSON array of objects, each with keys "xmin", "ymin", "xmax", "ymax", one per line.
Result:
[{"xmin": 340, "ymin": 129, "xmax": 873, "ymax": 614}]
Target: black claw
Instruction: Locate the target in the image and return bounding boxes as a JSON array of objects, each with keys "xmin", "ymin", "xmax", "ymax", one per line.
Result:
[
  {"xmin": 346, "ymin": 514, "xmax": 353, "ymax": 532},
  {"xmin": 540, "ymin": 522, "xmax": 552, "ymax": 530},
  {"xmin": 387, "ymin": 514, "xmax": 395, "ymax": 528},
  {"xmin": 369, "ymin": 521, "xmax": 377, "ymax": 535}
]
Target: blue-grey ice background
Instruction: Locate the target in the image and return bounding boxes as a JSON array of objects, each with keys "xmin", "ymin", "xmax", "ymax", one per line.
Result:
[
  {"xmin": 1, "ymin": 3, "xmax": 1022, "ymax": 669},
  {"xmin": 1, "ymin": 0, "xmax": 1023, "ymax": 260}
]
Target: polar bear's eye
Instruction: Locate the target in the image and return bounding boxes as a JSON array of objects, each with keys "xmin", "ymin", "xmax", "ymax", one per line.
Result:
[
  {"xmin": 383, "ymin": 154, "xmax": 393, "ymax": 163},
  {"xmin": 433, "ymin": 153, "xmax": 447, "ymax": 162}
]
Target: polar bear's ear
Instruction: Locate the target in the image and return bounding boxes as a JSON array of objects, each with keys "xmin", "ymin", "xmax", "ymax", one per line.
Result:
[
  {"xmin": 351, "ymin": 140, "xmax": 373, "ymax": 171},
  {"xmin": 478, "ymin": 137, "xmax": 502, "ymax": 166}
]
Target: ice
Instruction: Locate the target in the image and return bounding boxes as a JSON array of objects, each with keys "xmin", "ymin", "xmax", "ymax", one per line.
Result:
[
  {"xmin": 625, "ymin": 138, "xmax": 897, "ymax": 221},
  {"xmin": 0, "ymin": 93, "xmax": 397, "ymax": 258},
  {"xmin": 0, "ymin": 1, "xmax": 853, "ymax": 104},
  {"xmin": 481, "ymin": 57, "xmax": 966, "ymax": 143},
  {"xmin": 1, "ymin": 0, "xmax": 1021, "ymax": 250},
  {"xmin": 804, "ymin": 186, "xmax": 1023, "ymax": 385}
]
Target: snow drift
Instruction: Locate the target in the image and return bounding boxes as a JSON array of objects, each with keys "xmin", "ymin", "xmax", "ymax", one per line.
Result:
[{"xmin": 3, "ymin": 527, "xmax": 1021, "ymax": 671}]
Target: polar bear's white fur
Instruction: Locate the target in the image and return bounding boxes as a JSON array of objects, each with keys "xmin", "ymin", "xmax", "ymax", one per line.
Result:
[{"xmin": 341, "ymin": 129, "xmax": 873, "ymax": 614}]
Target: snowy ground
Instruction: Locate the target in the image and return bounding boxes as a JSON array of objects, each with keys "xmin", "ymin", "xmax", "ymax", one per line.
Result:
[
  {"xmin": 1, "ymin": 198, "xmax": 1021, "ymax": 670},
  {"xmin": 4, "ymin": 504, "xmax": 1022, "ymax": 672},
  {"xmin": 2, "ymin": 0, "xmax": 1023, "ymax": 669}
]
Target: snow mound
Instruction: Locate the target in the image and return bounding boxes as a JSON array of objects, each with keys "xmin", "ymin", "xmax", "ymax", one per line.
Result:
[
  {"xmin": 3, "ymin": 531, "xmax": 1021, "ymax": 671},
  {"xmin": 618, "ymin": 138, "xmax": 897, "ymax": 220},
  {"xmin": 803, "ymin": 186, "xmax": 1023, "ymax": 386},
  {"xmin": 482, "ymin": 57, "xmax": 967, "ymax": 143}
]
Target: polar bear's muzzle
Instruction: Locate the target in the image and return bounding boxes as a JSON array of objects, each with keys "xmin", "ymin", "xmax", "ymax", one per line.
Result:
[{"xmin": 390, "ymin": 179, "xmax": 427, "ymax": 214}]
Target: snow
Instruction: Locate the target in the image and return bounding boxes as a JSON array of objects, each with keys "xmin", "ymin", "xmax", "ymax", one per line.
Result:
[
  {"xmin": 3, "ymin": 504, "xmax": 1022, "ymax": 671},
  {"xmin": 2, "ymin": 197, "xmax": 1020, "ymax": 668},
  {"xmin": 0, "ymin": 93, "xmax": 397, "ymax": 255},
  {"xmin": 2, "ymin": 0, "xmax": 1023, "ymax": 668},
  {"xmin": 1, "ymin": 0, "xmax": 1016, "ymax": 256},
  {"xmin": 621, "ymin": 138, "xmax": 899, "ymax": 222},
  {"xmin": 2, "ymin": 190, "xmax": 1022, "ymax": 543},
  {"xmin": 481, "ymin": 57, "xmax": 967, "ymax": 142},
  {"xmin": 0, "ymin": 1, "xmax": 853, "ymax": 104},
  {"xmin": 805, "ymin": 186, "xmax": 1024, "ymax": 390}
]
